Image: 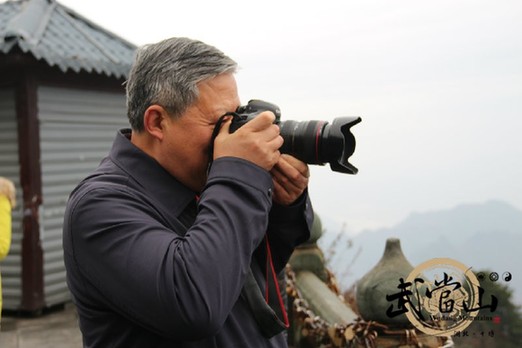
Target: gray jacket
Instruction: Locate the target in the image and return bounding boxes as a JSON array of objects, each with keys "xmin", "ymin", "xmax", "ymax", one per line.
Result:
[{"xmin": 63, "ymin": 129, "xmax": 313, "ymax": 347}]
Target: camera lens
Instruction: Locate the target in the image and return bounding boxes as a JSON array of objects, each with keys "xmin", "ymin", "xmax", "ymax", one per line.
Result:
[
  {"xmin": 279, "ymin": 117, "xmax": 361, "ymax": 174},
  {"xmin": 279, "ymin": 120, "xmax": 327, "ymax": 165}
]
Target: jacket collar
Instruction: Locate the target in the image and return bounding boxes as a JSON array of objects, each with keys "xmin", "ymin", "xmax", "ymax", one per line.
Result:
[{"xmin": 108, "ymin": 129, "xmax": 196, "ymax": 216}]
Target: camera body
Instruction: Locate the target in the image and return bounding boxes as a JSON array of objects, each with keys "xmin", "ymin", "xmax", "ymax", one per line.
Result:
[
  {"xmin": 229, "ymin": 100, "xmax": 282, "ymax": 133},
  {"xmin": 228, "ymin": 100, "xmax": 361, "ymax": 175}
]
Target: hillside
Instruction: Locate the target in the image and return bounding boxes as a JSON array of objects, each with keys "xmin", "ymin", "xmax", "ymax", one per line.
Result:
[{"xmin": 318, "ymin": 200, "xmax": 522, "ymax": 305}]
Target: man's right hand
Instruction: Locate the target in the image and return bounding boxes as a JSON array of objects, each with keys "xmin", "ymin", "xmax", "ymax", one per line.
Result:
[{"xmin": 213, "ymin": 112, "xmax": 283, "ymax": 171}]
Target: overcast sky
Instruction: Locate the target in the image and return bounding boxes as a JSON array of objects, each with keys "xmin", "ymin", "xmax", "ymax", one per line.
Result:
[{"xmin": 56, "ymin": 0, "xmax": 522, "ymax": 233}]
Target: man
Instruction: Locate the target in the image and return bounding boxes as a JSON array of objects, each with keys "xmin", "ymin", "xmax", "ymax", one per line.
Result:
[{"xmin": 63, "ymin": 37, "xmax": 313, "ymax": 347}]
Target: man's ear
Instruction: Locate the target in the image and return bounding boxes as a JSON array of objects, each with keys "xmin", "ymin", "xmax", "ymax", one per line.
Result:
[{"xmin": 143, "ymin": 105, "xmax": 168, "ymax": 140}]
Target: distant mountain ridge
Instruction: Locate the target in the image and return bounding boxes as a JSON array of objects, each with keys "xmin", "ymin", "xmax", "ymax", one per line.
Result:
[{"xmin": 318, "ymin": 200, "xmax": 522, "ymax": 305}]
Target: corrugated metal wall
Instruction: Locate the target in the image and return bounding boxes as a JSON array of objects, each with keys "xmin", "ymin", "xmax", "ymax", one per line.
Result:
[
  {"xmin": 0, "ymin": 88, "xmax": 23, "ymax": 310},
  {"xmin": 37, "ymin": 86, "xmax": 129, "ymax": 306}
]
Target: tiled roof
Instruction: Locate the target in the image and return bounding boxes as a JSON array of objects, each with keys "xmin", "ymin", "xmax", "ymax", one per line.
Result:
[{"xmin": 0, "ymin": 0, "xmax": 136, "ymax": 78}]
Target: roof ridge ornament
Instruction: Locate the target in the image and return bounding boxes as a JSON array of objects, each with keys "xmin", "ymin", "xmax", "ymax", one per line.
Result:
[{"xmin": 4, "ymin": 0, "xmax": 56, "ymax": 46}]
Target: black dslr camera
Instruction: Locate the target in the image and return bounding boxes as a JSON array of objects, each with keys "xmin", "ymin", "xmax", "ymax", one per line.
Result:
[{"xmin": 228, "ymin": 100, "xmax": 361, "ymax": 174}]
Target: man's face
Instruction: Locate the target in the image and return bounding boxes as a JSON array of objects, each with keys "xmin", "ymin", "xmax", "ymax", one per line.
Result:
[{"xmin": 160, "ymin": 73, "xmax": 240, "ymax": 192}]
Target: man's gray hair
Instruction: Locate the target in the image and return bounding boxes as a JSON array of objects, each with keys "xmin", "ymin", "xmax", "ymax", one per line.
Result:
[{"xmin": 126, "ymin": 37, "xmax": 238, "ymax": 131}]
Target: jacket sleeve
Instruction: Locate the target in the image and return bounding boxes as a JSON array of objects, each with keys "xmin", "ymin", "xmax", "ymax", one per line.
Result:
[
  {"xmin": 264, "ymin": 190, "xmax": 314, "ymax": 273},
  {"xmin": 63, "ymin": 158, "xmax": 273, "ymax": 340}
]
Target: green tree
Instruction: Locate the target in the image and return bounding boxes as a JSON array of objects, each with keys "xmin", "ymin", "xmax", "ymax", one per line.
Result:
[{"xmin": 453, "ymin": 269, "xmax": 522, "ymax": 348}]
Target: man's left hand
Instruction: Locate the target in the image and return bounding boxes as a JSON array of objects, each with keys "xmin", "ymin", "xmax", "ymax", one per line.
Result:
[{"xmin": 270, "ymin": 154, "xmax": 309, "ymax": 206}]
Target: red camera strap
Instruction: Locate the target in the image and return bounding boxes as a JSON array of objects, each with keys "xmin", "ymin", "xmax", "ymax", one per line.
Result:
[{"xmin": 264, "ymin": 235, "xmax": 290, "ymax": 328}]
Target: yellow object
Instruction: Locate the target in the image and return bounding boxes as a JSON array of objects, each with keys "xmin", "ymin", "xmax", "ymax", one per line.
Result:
[
  {"xmin": 0, "ymin": 195, "xmax": 12, "ymax": 259},
  {"xmin": 0, "ymin": 177, "xmax": 15, "ymax": 319}
]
